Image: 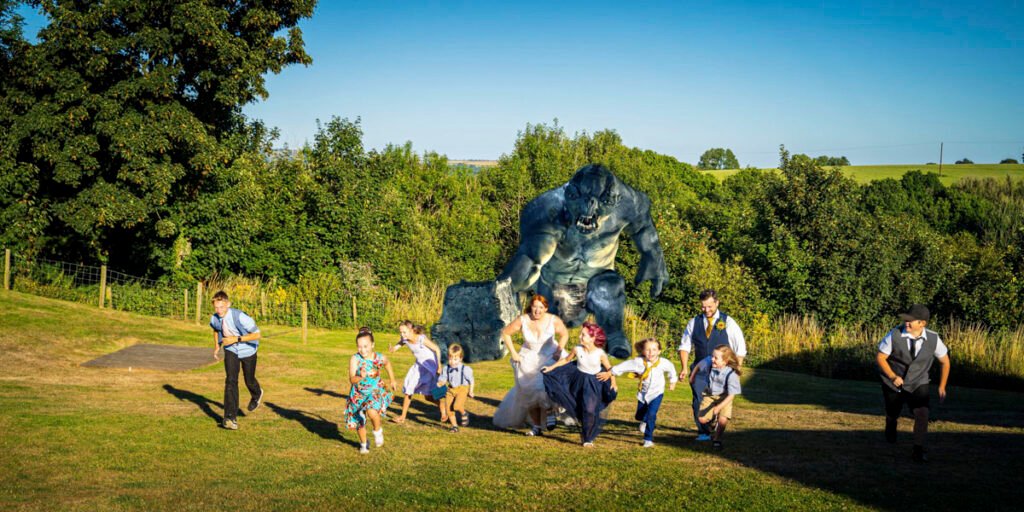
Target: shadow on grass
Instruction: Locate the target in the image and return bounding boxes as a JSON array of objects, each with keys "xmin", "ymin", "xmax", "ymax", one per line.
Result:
[
  {"xmin": 742, "ymin": 367, "xmax": 1024, "ymax": 429},
  {"xmin": 163, "ymin": 384, "xmax": 249, "ymax": 424},
  {"xmin": 388, "ymin": 395, "xmax": 446, "ymax": 427},
  {"xmin": 472, "ymin": 395, "xmax": 502, "ymax": 408},
  {"xmin": 758, "ymin": 347, "xmax": 1024, "ymax": 393},
  {"xmin": 383, "ymin": 392, "xmax": 567, "ymax": 439},
  {"xmin": 304, "ymin": 387, "xmax": 348, "ymax": 400},
  {"xmin": 687, "ymin": 428, "xmax": 1024, "ymax": 510},
  {"xmin": 264, "ymin": 401, "xmax": 358, "ymax": 447}
]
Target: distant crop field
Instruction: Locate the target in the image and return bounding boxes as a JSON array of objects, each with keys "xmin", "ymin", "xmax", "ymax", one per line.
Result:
[
  {"xmin": 449, "ymin": 159, "xmax": 499, "ymax": 168},
  {"xmin": 703, "ymin": 163, "xmax": 1024, "ymax": 185}
]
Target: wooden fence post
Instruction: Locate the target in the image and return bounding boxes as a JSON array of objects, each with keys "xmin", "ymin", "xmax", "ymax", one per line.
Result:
[
  {"xmin": 184, "ymin": 289, "xmax": 189, "ymax": 320},
  {"xmin": 302, "ymin": 301, "xmax": 308, "ymax": 345},
  {"xmin": 260, "ymin": 290, "xmax": 266, "ymax": 319},
  {"xmin": 351, "ymin": 295, "xmax": 358, "ymax": 326},
  {"xmin": 195, "ymin": 282, "xmax": 203, "ymax": 325},
  {"xmin": 98, "ymin": 265, "xmax": 107, "ymax": 309},
  {"xmin": 3, "ymin": 248, "xmax": 10, "ymax": 291}
]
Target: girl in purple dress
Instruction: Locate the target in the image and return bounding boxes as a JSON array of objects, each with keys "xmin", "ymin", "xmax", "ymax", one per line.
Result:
[{"xmin": 391, "ymin": 321, "xmax": 443, "ymax": 423}]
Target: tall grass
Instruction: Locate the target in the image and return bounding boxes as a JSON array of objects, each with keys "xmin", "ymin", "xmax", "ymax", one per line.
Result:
[
  {"xmin": 746, "ymin": 313, "xmax": 1024, "ymax": 389},
  {"xmin": 201, "ymin": 274, "xmax": 447, "ymax": 330}
]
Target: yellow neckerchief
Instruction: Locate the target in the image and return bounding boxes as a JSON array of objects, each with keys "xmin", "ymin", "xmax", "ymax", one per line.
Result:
[{"xmin": 637, "ymin": 358, "xmax": 656, "ymax": 389}]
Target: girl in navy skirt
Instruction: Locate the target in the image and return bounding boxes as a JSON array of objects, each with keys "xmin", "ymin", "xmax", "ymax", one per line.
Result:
[{"xmin": 541, "ymin": 322, "xmax": 618, "ymax": 447}]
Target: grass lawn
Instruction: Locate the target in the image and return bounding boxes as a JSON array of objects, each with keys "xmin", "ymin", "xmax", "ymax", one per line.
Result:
[
  {"xmin": 2, "ymin": 291, "xmax": 1022, "ymax": 510},
  {"xmin": 703, "ymin": 163, "xmax": 1024, "ymax": 185}
]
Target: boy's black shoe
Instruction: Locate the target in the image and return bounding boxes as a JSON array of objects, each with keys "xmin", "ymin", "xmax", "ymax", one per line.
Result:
[
  {"xmin": 885, "ymin": 417, "xmax": 897, "ymax": 443},
  {"xmin": 247, "ymin": 388, "xmax": 264, "ymax": 412},
  {"xmin": 712, "ymin": 440, "xmax": 723, "ymax": 450},
  {"xmin": 912, "ymin": 446, "xmax": 928, "ymax": 463}
]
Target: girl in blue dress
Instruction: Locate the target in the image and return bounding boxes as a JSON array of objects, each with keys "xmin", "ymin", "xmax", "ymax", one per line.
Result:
[{"xmin": 345, "ymin": 327, "xmax": 397, "ymax": 454}]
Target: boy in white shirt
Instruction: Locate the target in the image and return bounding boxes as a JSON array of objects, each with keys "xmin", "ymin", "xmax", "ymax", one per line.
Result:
[{"xmin": 598, "ymin": 338, "xmax": 678, "ymax": 447}]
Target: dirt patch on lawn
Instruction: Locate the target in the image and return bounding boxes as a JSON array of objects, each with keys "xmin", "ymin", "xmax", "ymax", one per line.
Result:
[{"xmin": 82, "ymin": 344, "xmax": 216, "ymax": 371}]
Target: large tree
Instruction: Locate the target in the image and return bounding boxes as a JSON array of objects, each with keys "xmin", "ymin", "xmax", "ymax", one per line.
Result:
[
  {"xmin": 697, "ymin": 147, "xmax": 739, "ymax": 170},
  {"xmin": 0, "ymin": 0, "xmax": 315, "ymax": 266}
]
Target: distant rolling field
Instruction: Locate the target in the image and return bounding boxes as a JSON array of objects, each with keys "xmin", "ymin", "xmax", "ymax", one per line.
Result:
[
  {"xmin": 449, "ymin": 159, "xmax": 499, "ymax": 168},
  {"xmin": 457, "ymin": 161, "xmax": 1024, "ymax": 185},
  {"xmin": 702, "ymin": 163, "xmax": 1024, "ymax": 185}
]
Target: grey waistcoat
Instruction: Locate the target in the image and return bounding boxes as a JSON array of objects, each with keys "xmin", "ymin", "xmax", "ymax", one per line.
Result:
[{"xmin": 880, "ymin": 327, "xmax": 939, "ymax": 392}]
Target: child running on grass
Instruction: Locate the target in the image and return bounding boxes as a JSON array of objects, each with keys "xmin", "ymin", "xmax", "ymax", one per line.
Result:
[
  {"xmin": 209, "ymin": 290, "xmax": 263, "ymax": 431},
  {"xmin": 437, "ymin": 343, "xmax": 475, "ymax": 432},
  {"xmin": 542, "ymin": 321, "xmax": 618, "ymax": 447},
  {"xmin": 599, "ymin": 338, "xmax": 677, "ymax": 448},
  {"xmin": 690, "ymin": 345, "xmax": 742, "ymax": 449},
  {"xmin": 344, "ymin": 327, "xmax": 397, "ymax": 454},
  {"xmin": 391, "ymin": 321, "xmax": 444, "ymax": 424}
]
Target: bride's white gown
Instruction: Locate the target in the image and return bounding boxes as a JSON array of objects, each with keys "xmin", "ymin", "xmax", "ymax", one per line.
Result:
[{"xmin": 493, "ymin": 314, "xmax": 559, "ymax": 429}]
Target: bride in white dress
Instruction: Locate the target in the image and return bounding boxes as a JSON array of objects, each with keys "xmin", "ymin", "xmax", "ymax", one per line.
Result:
[{"xmin": 493, "ymin": 295, "xmax": 569, "ymax": 435}]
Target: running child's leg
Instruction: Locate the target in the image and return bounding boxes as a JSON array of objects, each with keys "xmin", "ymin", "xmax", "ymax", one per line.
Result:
[
  {"xmin": 642, "ymin": 394, "xmax": 663, "ymax": 442},
  {"xmin": 714, "ymin": 416, "xmax": 729, "ymax": 440},
  {"xmin": 396, "ymin": 394, "xmax": 412, "ymax": 422}
]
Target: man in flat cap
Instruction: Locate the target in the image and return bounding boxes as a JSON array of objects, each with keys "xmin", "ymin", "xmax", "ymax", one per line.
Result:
[{"xmin": 876, "ymin": 304, "xmax": 951, "ymax": 463}]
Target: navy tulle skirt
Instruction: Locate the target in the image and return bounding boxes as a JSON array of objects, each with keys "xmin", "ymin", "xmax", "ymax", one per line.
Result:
[{"xmin": 543, "ymin": 363, "xmax": 617, "ymax": 443}]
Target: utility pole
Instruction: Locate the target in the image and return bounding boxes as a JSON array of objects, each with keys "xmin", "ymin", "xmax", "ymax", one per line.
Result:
[{"xmin": 938, "ymin": 142, "xmax": 944, "ymax": 174}]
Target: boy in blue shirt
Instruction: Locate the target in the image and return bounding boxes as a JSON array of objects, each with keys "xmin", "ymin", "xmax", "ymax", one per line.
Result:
[
  {"xmin": 689, "ymin": 345, "xmax": 742, "ymax": 449},
  {"xmin": 437, "ymin": 343, "xmax": 475, "ymax": 432},
  {"xmin": 210, "ymin": 291, "xmax": 263, "ymax": 430}
]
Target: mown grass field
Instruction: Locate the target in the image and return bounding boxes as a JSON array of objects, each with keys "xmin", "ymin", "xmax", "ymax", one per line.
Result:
[
  {"xmin": 703, "ymin": 163, "xmax": 1024, "ymax": 185},
  {"xmin": 2, "ymin": 291, "xmax": 1022, "ymax": 511}
]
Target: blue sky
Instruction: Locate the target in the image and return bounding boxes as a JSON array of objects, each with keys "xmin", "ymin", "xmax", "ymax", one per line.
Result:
[{"xmin": 16, "ymin": 1, "xmax": 1024, "ymax": 167}]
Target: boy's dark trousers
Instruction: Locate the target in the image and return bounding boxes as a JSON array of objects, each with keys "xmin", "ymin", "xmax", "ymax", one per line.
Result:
[{"xmin": 224, "ymin": 351, "xmax": 260, "ymax": 421}]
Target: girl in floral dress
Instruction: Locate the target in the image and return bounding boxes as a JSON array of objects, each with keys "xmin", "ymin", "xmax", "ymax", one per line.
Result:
[{"xmin": 345, "ymin": 327, "xmax": 397, "ymax": 454}]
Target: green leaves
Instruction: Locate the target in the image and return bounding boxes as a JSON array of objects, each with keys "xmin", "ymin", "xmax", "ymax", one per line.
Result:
[{"xmin": 0, "ymin": 0, "xmax": 315, "ymax": 263}]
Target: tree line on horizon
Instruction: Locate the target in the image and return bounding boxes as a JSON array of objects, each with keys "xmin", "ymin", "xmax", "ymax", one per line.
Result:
[{"xmin": 2, "ymin": 1, "xmax": 1023, "ymax": 334}]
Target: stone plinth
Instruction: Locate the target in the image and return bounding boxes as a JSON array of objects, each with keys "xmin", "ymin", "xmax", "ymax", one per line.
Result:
[{"xmin": 430, "ymin": 278, "xmax": 520, "ymax": 363}]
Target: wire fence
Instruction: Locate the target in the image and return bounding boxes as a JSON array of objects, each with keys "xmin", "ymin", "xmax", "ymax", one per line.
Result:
[{"xmin": 3, "ymin": 249, "xmax": 424, "ymax": 333}]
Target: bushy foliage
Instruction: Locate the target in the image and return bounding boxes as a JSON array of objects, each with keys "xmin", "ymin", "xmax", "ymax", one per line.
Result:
[{"xmin": 0, "ymin": 0, "xmax": 315, "ymax": 266}]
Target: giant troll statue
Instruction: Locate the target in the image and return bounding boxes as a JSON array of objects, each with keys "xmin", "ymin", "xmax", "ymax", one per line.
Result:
[
  {"xmin": 431, "ymin": 164, "xmax": 668, "ymax": 361},
  {"xmin": 498, "ymin": 164, "xmax": 669, "ymax": 358}
]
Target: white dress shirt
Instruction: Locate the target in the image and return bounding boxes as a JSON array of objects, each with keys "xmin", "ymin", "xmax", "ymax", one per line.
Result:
[
  {"xmin": 677, "ymin": 311, "xmax": 747, "ymax": 358},
  {"xmin": 610, "ymin": 357, "xmax": 678, "ymax": 403}
]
